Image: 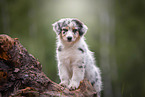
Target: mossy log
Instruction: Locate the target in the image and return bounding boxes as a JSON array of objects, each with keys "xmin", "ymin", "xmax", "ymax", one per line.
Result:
[{"xmin": 0, "ymin": 34, "xmax": 97, "ymax": 97}]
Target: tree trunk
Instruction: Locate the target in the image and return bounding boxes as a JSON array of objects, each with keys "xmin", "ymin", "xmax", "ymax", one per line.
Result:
[{"xmin": 0, "ymin": 34, "xmax": 98, "ymax": 97}]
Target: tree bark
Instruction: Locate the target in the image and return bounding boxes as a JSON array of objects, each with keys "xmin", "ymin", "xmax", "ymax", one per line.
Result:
[{"xmin": 0, "ymin": 34, "xmax": 97, "ymax": 97}]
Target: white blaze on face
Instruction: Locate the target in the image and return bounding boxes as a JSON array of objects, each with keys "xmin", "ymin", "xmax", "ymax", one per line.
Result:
[{"xmin": 66, "ymin": 31, "xmax": 73, "ymax": 41}]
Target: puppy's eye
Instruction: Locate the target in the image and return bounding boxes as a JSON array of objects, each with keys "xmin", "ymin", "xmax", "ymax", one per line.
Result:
[
  {"xmin": 73, "ymin": 29, "xmax": 77, "ymax": 34},
  {"xmin": 63, "ymin": 29, "xmax": 68, "ymax": 32},
  {"xmin": 63, "ymin": 31, "xmax": 66, "ymax": 34}
]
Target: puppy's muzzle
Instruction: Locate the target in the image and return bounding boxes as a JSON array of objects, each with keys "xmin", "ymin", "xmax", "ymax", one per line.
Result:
[{"xmin": 67, "ymin": 36, "xmax": 72, "ymax": 42}]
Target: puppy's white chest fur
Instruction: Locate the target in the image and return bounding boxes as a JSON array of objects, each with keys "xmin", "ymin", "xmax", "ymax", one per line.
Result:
[
  {"xmin": 57, "ymin": 39, "xmax": 84, "ymax": 67},
  {"xmin": 59, "ymin": 47, "xmax": 80, "ymax": 61}
]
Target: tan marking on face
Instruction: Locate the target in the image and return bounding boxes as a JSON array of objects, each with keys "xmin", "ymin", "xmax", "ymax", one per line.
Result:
[
  {"xmin": 62, "ymin": 27, "xmax": 69, "ymax": 30},
  {"xmin": 61, "ymin": 27, "xmax": 68, "ymax": 37},
  {"xmin": 73, "ymin": 33, "xmax": 80, "ymax": 44},
  {"xmin": 72, "ymin": 27, "xmax": 76, "ymax": 30},
  {"xmin": 72, "ymin": 27, "xmax": 78, "ymax": 37},
  {"xmin": 60, "ymin": 32, "xmax": 63, "ymax": 39},
  {"xmin": 60, "ymin": 27, "xmax": 67, "ymax": 41}
]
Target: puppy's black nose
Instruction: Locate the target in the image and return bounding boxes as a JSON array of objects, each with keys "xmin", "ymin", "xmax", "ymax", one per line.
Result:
[{"xmin": 67, "ymin": 37, "xmax": 72, "ymax": 42}]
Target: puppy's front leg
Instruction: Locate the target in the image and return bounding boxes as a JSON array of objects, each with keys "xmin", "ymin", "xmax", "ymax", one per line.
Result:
[
  {"xmin": 68, "ymin": 64, "xmax": 85, "ymax": 90},
  {"xmin": 58, "ymin": 63, "xmax": 70, "ymax": 87}
]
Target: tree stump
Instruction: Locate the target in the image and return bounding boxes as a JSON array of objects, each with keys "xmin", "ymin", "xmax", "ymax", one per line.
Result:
[{"xmin": 0, "ymin": 34, "xmax": 97, "ymax": 97}]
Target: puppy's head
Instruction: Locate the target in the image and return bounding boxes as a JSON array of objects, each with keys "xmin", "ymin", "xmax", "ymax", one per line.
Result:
[{"xmin": 52, "ymin": 18, "xmax": 88, "ymax": 43}]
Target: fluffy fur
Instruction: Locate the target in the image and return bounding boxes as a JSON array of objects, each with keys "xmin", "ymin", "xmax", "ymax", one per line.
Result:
[{"xmin": 52, "ymin": 18, "xmax": 102, "ymax": 96}]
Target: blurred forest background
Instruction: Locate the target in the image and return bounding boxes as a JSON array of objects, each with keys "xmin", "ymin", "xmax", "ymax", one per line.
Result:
[{"xmin": 0, "ymin": 0, "xmax": 145, "ymax": 97}]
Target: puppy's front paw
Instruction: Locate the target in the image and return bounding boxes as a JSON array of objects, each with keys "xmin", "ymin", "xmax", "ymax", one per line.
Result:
[
  {"xmin": 68, "ymin": 81, "xmax": 80, "ymax": 90},
  {"xmin": 59, "ymin": 81, "xmax": 68, "ymax": 87}
]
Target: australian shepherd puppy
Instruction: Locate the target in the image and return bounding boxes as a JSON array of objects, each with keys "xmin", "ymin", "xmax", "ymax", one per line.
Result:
[{"xmin": 52, "ymin": 18, "xmax": 102, "ymax": 97}]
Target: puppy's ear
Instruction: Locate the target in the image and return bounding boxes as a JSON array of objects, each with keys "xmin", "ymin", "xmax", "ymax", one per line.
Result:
[
  {"xmin": 72, "ymin": 19, "xmax": 88, "ymax": 36},
  {"xmin": 52, "ymin": 22, "xmax": 62, "ymax": 35},
  {"xmin": 81, "ymin": 24, "xmax": 88, "ymax": 36}
]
